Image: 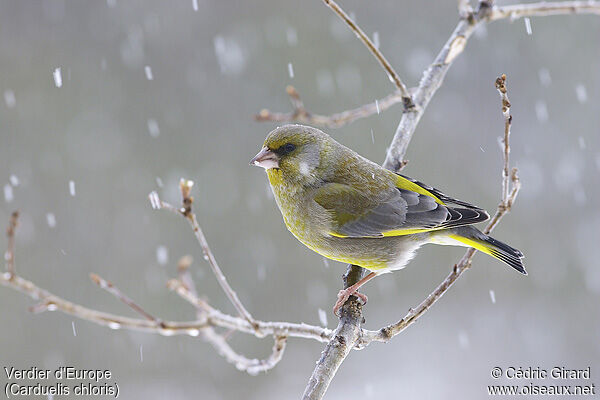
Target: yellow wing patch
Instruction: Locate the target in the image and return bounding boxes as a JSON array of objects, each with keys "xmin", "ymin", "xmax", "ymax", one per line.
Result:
[
  {"xmin": 382, "ymin": 226, "xmax": 447, "ymax": 236},
  {"xmin": 395, "ymin": 175, "xmax": 445, "ymax": 205},
  {"xmin": 330, "ymin": 226, "xmax": 448, "ymax": 238}
]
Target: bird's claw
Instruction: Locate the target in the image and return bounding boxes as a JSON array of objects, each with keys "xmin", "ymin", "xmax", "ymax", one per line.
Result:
[{"xmin": 333, "ymin": 288, "xmax": 368, "ymax": 316}]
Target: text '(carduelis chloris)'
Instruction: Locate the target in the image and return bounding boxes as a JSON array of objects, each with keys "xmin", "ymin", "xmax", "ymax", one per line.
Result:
[{"xmin": 250, "ymin": 125, "xmax": 525, "ymax": 314}]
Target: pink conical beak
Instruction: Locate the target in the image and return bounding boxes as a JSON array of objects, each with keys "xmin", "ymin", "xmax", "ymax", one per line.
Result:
[{"xmin": 250, "ymin": 147, "xmax": 280, "ymax": 170}]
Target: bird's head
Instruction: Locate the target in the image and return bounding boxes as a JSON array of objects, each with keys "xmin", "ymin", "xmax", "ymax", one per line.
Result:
[{"xmin": 250, "ymin": 125, "xmax": 334, "ymax": 183}]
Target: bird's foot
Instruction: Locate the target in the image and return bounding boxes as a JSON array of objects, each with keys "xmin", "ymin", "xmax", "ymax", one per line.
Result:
[{"xmin": 333, "ymin": 288, "xmax": 368, "ymax": 316}]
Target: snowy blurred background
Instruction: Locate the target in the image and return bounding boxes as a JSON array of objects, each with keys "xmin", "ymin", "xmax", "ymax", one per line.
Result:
[{"xmin": 1, "ymin": 1, "xmax": 599, "ymax": 399}]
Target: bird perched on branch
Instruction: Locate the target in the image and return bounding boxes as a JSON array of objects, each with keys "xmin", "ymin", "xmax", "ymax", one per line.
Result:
[{"xmin": 250, "ymin": 124, "xmax": 525, "ymax": 315}]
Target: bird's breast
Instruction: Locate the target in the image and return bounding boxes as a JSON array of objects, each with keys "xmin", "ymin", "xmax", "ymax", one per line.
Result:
[{"xmin": 266, "ymin": 169, "xmax": 330, "ymax": 244}]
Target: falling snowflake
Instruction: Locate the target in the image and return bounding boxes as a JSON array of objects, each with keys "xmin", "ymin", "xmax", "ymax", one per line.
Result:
[
  {"xmin": 318, "ymin": 309, "xmax": 328, "ymax": 327},
  {"xmin": 147, "ymin": 119, "xmax": 160, "ymax": 137},
  {"xmin": 144, "ymin": 65, "xmax": 153, "ymax": 80},
  {"xmin": 53, "ymin": 67, "xmax": 62, "ymax": 88},
  {"xmin": 156, "ymin": 245, "xmax": 168, "ymax": 265},
  {"xmin": 46, "ymin": 213, "xmax": 57, "ymax": 228},
  {"xmin": 4, "ymin": 90, "xmax": 16, "ymax": 108}
]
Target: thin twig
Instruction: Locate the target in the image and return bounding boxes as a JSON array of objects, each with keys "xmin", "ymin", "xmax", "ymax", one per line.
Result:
[
  {"xmin": 5, "ymin": 211, "xmax": 18, "ymax": 278},
  {"xmin": 175, "ymin": 255, "xmax": 211, "ymax": 318},
  {"xmin": 88, "ymin": 266, "xmax": 288, "ymax": 375},
  {"xmin": 169, "ymin": 261, "xmax": 290, "ymax": 375},
  {"xmin": 255, "ymin": 87, "xmax": 404, "ymax": 128},
  {"xmin": 256, "ymin": 0, "xmax": 416, "ymax": 128},
  {"xmin": 384, "ymin": 0, "xmax": 600, "ymax": 171},
  {"xmin": 0, "ymin": 268, "xmax": 332, "ymax": 341},
  {"xmin": 286, "ymin": 85, "xmax": 305, "ymax": 113},
  {"xmin": 0, "ymin": 201, "xmax": 328, "ymax": 375},
  {"xmin": 165, "ymin": 277, "xmax": 333, "ymax": 341},
  {"xmin": 495, "ymin": 74, "xmax": 512, "ymax": 202},
  {"xmin": 383, "ymin": 3, "xmax": 486, "ymax": 171},
  {"xmin": 152, "ymin": 180, "xmax": 257, "ymax": 328},
  {"xmin": 167, "ymin": 278, "xmax": 215, "ymax": 315},
  {"xmin": 489, "ymin": 1, "xmax": 600, "ymax": 21},
  {"xmin": 256, "ymin": 2, "xmax": 599, "ymax": 132},
  {"xmin": 90, "ymin": 273, "xmax": 160, "ymax": 323},
  {"xmin": 172, "ymin": 252, "xmax": 290, "ymax": 374},
  {"xmin": 201, "ymin": 329, "xmax": 287, "ymax": 375},
  {"xmin": 458, "ymin": 0, "xmax": 474, "ymax": 18},
  {"xmin": 176, "ymin": 255, "xmax": 196, "ymax": 296},
  {"xmin": 322, "ymin": 0, "xmax": 412, "ymax": 107}
]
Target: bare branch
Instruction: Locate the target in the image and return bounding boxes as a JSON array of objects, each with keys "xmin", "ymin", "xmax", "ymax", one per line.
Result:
[
  {"xmin": 165, "ymin": 277, "xmax": 333, "ymax": 341},
  {"xmin": 174, "ymin": 255, "xmax": 213, "ymax": 317},
  {"xmin": 176, "ymin": 255, "xmax": 196, "ymax": 296},
  {"xmin": 169, "ymin": 259, "xmax": 291, "ymax": 375},
  {"xmin": 303, "ymin": 266, "xmax": 365, "ymax": 400},
  {"xmin": 0, "ymin": 191, "xmax": 330, "ymax": 375},
  {"xmin": 383, "ymin": 3, "xmax": 487, "ymax": 171},
  {"xmin": 0, "ymin": 212, "xmax": 331, "ymax": 346},
  {"xmin": 90, "ymin": 273, "xmax": 160, "ymax": 323},
  {"xmin": 383, "ymin": 1, "xmax": 600, "ymax": 170},
  {"xmin": 4, "ymin": 272, "xmax": 189, "ymax": 332},
  {"xmin": 489, "ymin": 1, "xmax": 600, "ymax": 21},
  {"xmin": 0, "ymin": 264, "xmax": 332, "ymax": 342},
  {"xmin": 255, "ymin": 87, "xmax": 404, "ymax": 128},
  {"xmin": 482, "ymin": 169, "xmax": 521, "ymax": 236},
  {"xmin": 153, "ymin": 179, "xmax": 257, "ymax": 328},
  {"xmin": 286, "ymin": 84, "xmax": 305, "ymax": 112},
  {"xmin": 167, "ymin": 278, "xmax": 216, "ymax": 315},
  {"xmin": 458, "ymin": 0, "xmax": 474, "ymax": 18},
  {"xmin": 88, "ymin": 259, "xmax": 289, "ymax": 374},
  {"xmin": 202, "ymin": 329, "xmax": 288, "ymax": 375},
  {"xmin": 322, "ymin": 0, "xmax": 412, "ymax": 106},
  {"xmin": 255, "ymin": 0, "xmax": 417, "ymax": 129},
  {"xmin": 172, "ymin": 261, "xmax": 289, "ymax": 374},
  {"xmin": 495, "ymin": 74, "xmax": 512, "ymax": 202},
  {"xmin": 4, "ymin": 211, "xmax": 18, "ymax": 278},
  {"xmin": 178, "ymin": 179, "xmax": 256, "ymax": 325},
  {"xmin": 255, "ymin": 2, "xmax": 599, "ymax": 134}
]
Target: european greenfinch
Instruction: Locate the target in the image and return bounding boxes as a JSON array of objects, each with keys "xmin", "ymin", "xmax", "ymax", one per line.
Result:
[{"xmin": 250, "ymin": 124, "xmax": 525, "ymax": 315}]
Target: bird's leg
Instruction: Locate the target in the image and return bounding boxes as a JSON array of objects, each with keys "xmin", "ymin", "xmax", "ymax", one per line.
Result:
[{"xmin": 333, "ymin": 271, "xmax": 378, "ymax": 316}]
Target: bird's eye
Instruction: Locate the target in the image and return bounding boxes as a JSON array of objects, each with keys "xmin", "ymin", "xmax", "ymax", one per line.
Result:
[{"xmin": 282, "ymin": 143, "xmax": 296, "ymax": 154}]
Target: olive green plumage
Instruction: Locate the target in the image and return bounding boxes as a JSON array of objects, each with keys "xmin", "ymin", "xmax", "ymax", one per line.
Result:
[{"xmin": 251, "ymin": 124, "xmax": 526, "ymax": 275}]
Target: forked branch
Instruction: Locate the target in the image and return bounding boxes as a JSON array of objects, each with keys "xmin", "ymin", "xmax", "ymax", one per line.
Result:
[
  {"xmin": 255, "ymin": 86, "xmax": 404, "ymax": 129},
  {"xmin": 1, "ymin": 182, "xmax": 337, "ymax": 374},
  {"xmin": 256, "ymin": 1, "xmax": 599, "ymax": 133},
  {"xmin": 322, "ymin": 0, "xmax": 413, "ymax": 107},
  {"xmin": 151, "ymin": 179, "xmax": 256, "ymax": 328}
]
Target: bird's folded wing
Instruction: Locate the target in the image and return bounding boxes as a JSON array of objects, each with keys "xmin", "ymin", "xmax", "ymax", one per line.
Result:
[{"xmin": 314, "ymin": 178, "xmax": 489, "ymax": 238}]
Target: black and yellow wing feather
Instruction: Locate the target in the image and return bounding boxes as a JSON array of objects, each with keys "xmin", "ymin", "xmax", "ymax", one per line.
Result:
[{"xmin": 314, "ymin": 174, "xmax": 489, "ymax": 238}]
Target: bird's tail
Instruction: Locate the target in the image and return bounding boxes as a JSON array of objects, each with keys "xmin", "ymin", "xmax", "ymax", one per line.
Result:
[{"xmin": 433, "ymin": 226, "xmax": 526, "ymax": 275}]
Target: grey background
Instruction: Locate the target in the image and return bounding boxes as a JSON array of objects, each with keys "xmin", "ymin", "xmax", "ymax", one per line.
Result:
[{"xmin": 1, "ymin": 1, "xmax": 599, "ymax": 399}]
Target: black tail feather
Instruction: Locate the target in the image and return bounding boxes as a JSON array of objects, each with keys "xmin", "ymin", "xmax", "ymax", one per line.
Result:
[
  {"xmin": 483, "ymin": 235, "xmax": 527, "ymax": 275},
  {"xmin": 453, "ymin": 226, "xmax": 526, "ymax": 275}
]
